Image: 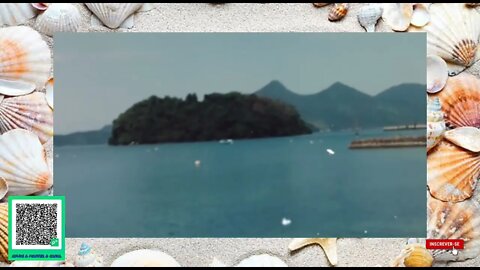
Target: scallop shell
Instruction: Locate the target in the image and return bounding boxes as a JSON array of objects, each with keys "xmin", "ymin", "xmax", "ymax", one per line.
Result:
[
  {"xmin": 427, "ymin": 196, "xmax": 480, "ymax": 261},
  {"xmin": 357, "ymin": 4, "xmax": 383, "ymax": 32},
  {"xmin": 431, "ymin": 73, "xmax": 480, "ymax": 129},
  {"xmin": 31, "ymin": 3, "xmax": 50, "ymax": 11},
  {"xmin": 427, "ymin": 55, "xmax": 448, "ymax": 94},
  {"xmin": 0, "ymin": 26, "xmax": 52, "ymax": 95},
  {"xmin": 288, "ymin": 238, "xmax": 337, "ymax": 266},
  {"xmin": 0, "ymin": 3, "xmax": 37, "ymax": 26},
  {"xmin": 0, "ymin": 178, "xmax": 7, "ymax": 201},
  {"xmin": 35, "ymin": 3, "xmax": 81, "ymax": 37},
  {"xmin": 445, "ymin": 127, "xmax": 480, "ymax": 153},
  {"xmin": 45, "ymin": 77, "xmax": 53, "ymax": 109},
  {"xmin": 0, "ymin": 92, "xmax": 54, "ymax": 144},
  {"xmin": 427, "ymin": 97, "xmax": 446, "ymax": 152},
  {"xmin": 85, "ymin": 3, "xmax": 143, "ymax": 29},
  {"xmin": 427, "ymin": 139, "xmax": 480, "ymax": 202},
  {"xmin": 382, "ymin": 3, "xmax": 413, "ymax": 32},
  {"xmin": 391, "ymin": 243, "xmax": 433, "ymax": 267},
  {"xmin": 0, "ymin": 129, "xmax": 53, "ymax": 196},
  {"xmin": 111, "ymin": 249, "xmax": 181, "ymax": 267},
  {"xmin": 235, "ymin": 254, "xmax": 288, "ymax": 267},
  {"xmin": 328, "ymin": 3, "xmax": 348, "ymax": 22},
  {"xmin": 411, "ymin": 3, "xmax": 431, "ymax": 27},
  {"xmin": 422, "ymin": 3, "xmax": 480, "ymax": 75},
  {"xmin": 74, "ymin": 243, "xmax": 103, "ymax": 267},
  {"xmin": 0, "ymin": 203, "xmax": 7, "ymax": 263}
]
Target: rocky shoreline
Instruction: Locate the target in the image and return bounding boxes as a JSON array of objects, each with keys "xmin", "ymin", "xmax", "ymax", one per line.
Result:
[{"xmin": 349, "ymin": 136, "xmax": 426, "ymax": 149}]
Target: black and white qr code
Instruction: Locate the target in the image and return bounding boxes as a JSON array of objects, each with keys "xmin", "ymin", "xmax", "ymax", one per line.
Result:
[{"xmin": 15, "ymin": 204, "xmax": 57, "ymax": 246}]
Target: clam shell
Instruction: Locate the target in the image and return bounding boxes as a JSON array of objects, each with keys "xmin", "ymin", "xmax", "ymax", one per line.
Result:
[
  {"xmin": 357, "ymin": 4, "xmax": 383, "ymax": 32},
  {"xmin": 45, "ymin": 78, "xmax": 53, "ymax": 109},
  {"xmin": 427, "ymin": 139, "xmax": 480, "ymax": 202},
  {"xmin": 422, "ymin": 3, "xmax": 480, "ymax": 75},
  {"xmin": 382, "ymin": 3, "xmax": 413, "ymax": 32},
  {"xmin": 427, "ymin": 55, "xmax": 448, "ymax": 94},
  {"xmin": 411, "ymin": 3, "xmax": 431, "ymax": 27},
  {"xmin": 445, "ymin": 127, "xmax": 480, "ymax": 153},
  {"xmin": 0, "ymin": 26, "xmax": 52, "ymax": 95},
  {"xmin": 328, "ymin": 3, "xmax": 348, "ymax": 22},
  {"xmin": 0, "ymin": 3, "xmax": 37, "ymax": 26},
  {"xmin": 428, "ymin": 196, "xmax": 480, "ymax": 261},
  {"xmin": 235, "ymin": 254, "xmax": 288, "ymax": 267},
  {"xmin": 403, "ymin": 244, "xmax": 434, "ymax": 267},
  {"xmin": 0, "ymin": 129, "xmax": 53, "ymax": 196},
  {"xmin": 288, "ymin": 238, "xmax": 337, "ymax": 266},
  {"xmin": 35, "ymin": 3, "xmax": 81, "ymax": 37},
  {"xmin": 0, "ymin": 92, "xmax": 54, "ymax": 144},
  {"xmin": 85, "ymin": 3, "xmax": 143, "ymax": 29},
  {"xmin": 431, "ymin": 73, "xmax": 480, "ymax": 129},
  {"xmin": 0, "ymin": 203, "xmax": 8, "ymax": 263},
  {"xmin": 111, "ymin": 249, "xmax": 181, "ymax": 267},
  {"xmin": 427, "ymin": 97, "xmax": 446, "ymax": 152}
]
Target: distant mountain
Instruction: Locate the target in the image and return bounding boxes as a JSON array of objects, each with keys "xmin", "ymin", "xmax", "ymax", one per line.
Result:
[
  {"xmin": 255, "ymin": 81, "xmax": 426, "ymax": 130},
  {"xmin": 55, "ymin": 125, "xmax": 112, "ymax": 146}
]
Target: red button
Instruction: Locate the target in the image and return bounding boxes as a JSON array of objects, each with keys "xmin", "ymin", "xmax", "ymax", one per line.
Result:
[{"xmin": 426, "ymin": 239, "xmax": 464, "ymax": 250}]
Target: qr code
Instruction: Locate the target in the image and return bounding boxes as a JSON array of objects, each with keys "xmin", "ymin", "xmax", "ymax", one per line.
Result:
[{"xmin": 15, "ymin": 204, "xmax": 57, "ymax": 246}]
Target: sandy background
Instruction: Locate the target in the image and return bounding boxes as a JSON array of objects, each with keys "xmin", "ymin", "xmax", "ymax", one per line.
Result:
[{"xmin": 7, "ymin": 3, "xmax": 480, "ymax": 267}]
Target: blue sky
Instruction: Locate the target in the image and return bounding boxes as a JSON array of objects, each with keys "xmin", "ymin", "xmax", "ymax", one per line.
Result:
[{"xmin": 55, "ymin": 33, "xmax": 425, "ymax": 134}]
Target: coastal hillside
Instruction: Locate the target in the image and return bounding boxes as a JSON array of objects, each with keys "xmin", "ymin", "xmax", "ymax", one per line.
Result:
[
  {"xmin": 255, "ymin": 81, "xmax": 426, "ymax": 130},
  {"xmin": 55, "ymin": 125, "xmax": 112, "ymax": 146},
  {"xmin": 108, "ymin": 92, "xmax": 313, "ymax": 145}
]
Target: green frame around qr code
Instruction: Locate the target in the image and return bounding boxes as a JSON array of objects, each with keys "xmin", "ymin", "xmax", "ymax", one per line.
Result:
[{"xmin": 8, "ymin": 196, "xmax": 65, "ymax": 261}]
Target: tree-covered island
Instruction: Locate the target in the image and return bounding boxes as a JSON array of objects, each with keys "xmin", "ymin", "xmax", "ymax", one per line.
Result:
[{"xmin": 108, "ymin": 92, "xmax": 313, "ymax": 145}]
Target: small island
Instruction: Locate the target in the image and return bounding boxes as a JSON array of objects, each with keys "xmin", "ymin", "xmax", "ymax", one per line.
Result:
[{"xmin": 108, "ymin": 92, "xmax": 313, "ymax": 145}]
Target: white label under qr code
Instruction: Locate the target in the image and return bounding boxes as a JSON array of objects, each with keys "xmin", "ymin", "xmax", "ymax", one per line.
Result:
[{"xmin": 11, "ymin": 199, "xmax": 63, "ymax": 250}]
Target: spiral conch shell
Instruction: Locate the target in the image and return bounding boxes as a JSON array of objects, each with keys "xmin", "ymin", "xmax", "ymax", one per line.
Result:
[
  {"xmin": 111, "ymin": 249, "xmax": 181, "ymax": 267},
  {"xmin": 427, "ymin": 139, "xmax": 480, "ymax": 202},
  {"xmin": 420, "ymin": 3, "xmax": 480, "ymax": 75},
  {"xmin": 35, "ymin": 3, "xmax": 82, "ymax": 37},
  {"xmin": 445, "ymin": 127, "xmax": 480, "ymax": 153},
  {"xmin": 74, "ymin": 243, "xmax": 104, "ymax": 267},
  {"xmin": 0, "ymin": 203, "xmax": 8, "ymax": 263},
  {"xmin": 431, "ymin": 73, "xmax": 480, "ymax": 129},
  {"xmin": 0, "ymin": 26, "xmax": 52, "ymax": 96},
  {"xmin": 0, "ymin": 3, "xmax": 37, "ymax": 26},
  {"xmin": 85, "ymin": 3, "xmax": 144, "ymax": 29},
  {"xmin": 357, "ymin": 4, "xmax": 383, "ymax": 32},
  {"xmin": 427, "ymin": 97, "xmax": 446, "ymax": 152},
  {"xmin": 0, "ymin": 92, "xmax": 54, "ymax": 144},
  {"xmin": 428, "ymin": 197, "xmax": 480, "ymax": 262},
  {"xmin": 328, "ymin": 3, "xmax": 349, "ymax": 22},
  {"xmin": 0, "ymin": 129, "xmax": 52, "ymax": 196}
]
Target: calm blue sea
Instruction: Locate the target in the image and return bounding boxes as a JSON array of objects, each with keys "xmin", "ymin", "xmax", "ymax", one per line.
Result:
[{"xmin": 54, "ymin": 129, "xmax": 426, "ymax": 237}]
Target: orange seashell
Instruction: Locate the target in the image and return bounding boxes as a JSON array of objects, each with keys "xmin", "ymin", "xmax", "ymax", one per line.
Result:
[
  {"xmin": 427, "ymin": 139, "xmax": 480, "ymax": 202},
  {"xmin": 403, "ymin": 244, "xmax": 433, "ymax": 267},
  {"xmin": 0, "ymin": 203, "xmax": 8, "ymax": 263},
  {"xmin": 328, "ymin": 3, "xmax": 348, "ymax": 22}
]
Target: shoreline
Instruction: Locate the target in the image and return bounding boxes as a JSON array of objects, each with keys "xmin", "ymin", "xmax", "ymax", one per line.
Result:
[{"xmin": 349, "ymin": 136, "xmax": 426, "ymax": 149}]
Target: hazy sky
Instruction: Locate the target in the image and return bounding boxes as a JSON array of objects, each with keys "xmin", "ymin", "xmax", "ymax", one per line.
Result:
[{"xmin": 55, "ymin": 33, "xmax": 425, "ymax": 134}]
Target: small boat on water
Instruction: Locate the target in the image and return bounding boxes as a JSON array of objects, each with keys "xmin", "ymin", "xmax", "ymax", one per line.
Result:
[{"xmin": 219, "ymin": 139, "xmax": 234, "ymax": 145}]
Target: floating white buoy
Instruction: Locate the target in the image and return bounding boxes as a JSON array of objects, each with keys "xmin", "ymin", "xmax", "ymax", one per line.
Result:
[
  {"xmin": 194, "ymin": 160, "xmax": 201, "ymax": 167},
  {"xmin": 326, "ymin": 149, "xmax": 335, "ymax": 155},
  {"xmin": 281, "ymin": 217, "xmax": 291, "ymax": 226},
  {"xmin": 309, "ymin": 140, "xmax": 315, "ymax": 144}
]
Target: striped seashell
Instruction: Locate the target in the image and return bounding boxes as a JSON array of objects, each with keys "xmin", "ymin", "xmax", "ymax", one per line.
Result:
[
  {"xmin": 428, "ymin": 196, "xmax": 480, "ymax": 261},
  {"xmin": 328, "ymin": 3, "xmax": 349, "ymax": 22},
  {"xmin": 85, "ymin": 3, "xmax": 143, "ymax": 29},
  {"xmin": 35, "ymin": 3, "xmax": 82, "ymax": 37},
  {"xmin": 0, "ymin": 26, "xmax": 52, "ymax": 96},
  {"xmin": 427, "ymin": 139, "xmax": 480, "ymax": 202},
  {"xmin": 0, "ymin": 203, "xmax": 8, "ymax": 262},
  {"xmin": 357, "ymin": 4, "xmax": 383, "ymax": 32},
  {"xmin": 0, "ymin": 92, "xmax": 53, "ymax": 144},
  {"xmin": 0, "ymin": 3, "xmax": 37, "ymax": 26},
  {"xmin": 0, "ymin": 129, "xmax": 52, "ymax": 196}
]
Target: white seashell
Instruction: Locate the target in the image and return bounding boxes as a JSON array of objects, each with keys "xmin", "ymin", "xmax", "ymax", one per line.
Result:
[
  {"xmin": 0, "ymin": 3, "xmax": 37, "ymax": 26},
  {"xmin": 422, "ymin": 3, "xmax": 480, "ymax": 75},
  {"xmin": 210, "ymin": 258, "xmax": 227, "ymax": 267},
  {"xmin": 444, "ymin": 127, "xmax": 480, "ymax": 152},
  {"xmin": 0, "ymin": 129, "xmax": 52, "ymax": 196},
  {"xmin": 235, "ymin": 254, "xmax": 288, "ymax": 267},
  {"xmin": 0, "ymin": 26, "xmax": 52, "ymax": 95},
  {"xmin": 35, "ymin": 3, "xmax": 81, "ymax": 37},
  {"xmin": 111, "ymin": 249, "xmax": 181, "ymax": 267},
  {"xmin": 85, "ymin": 3, "xmax": 143, "ymax": 29},
  {"xmin": 427, "ymin": 55, "xmax": 448, "ymax": 94},
  {"xmin": 31, "ymin": 3, "xmax": 50, "ymax": 11},
  {"xmin": 45, "ymin": 77, "xmax": 53, "ymax": 109},
  {"xmin": 411, "ymin": 3, "xmax": 431, "ymax": 27},
  {"xmin": 0, "ymin": 92, "xmax": 54, "ymax": 144},
  {"xmin": 382, "ymin": 3, "xmax": 413, "ymax": 32},
  {"xmin": 74, "ymin": 243, "xmax": 103, "ymax": 267},
  {"xmin": 357, "ymin": 4, "xmax": 383, "ymax": 32},
  {"xmin": 427, "ymin": 97, "xmax": 446, "ymax": 151}
]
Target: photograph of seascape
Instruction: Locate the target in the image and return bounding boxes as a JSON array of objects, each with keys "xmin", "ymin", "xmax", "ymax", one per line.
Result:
[{"xmin": 54, "ymin": 33, "xmax": 426, "ymax": 237}]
